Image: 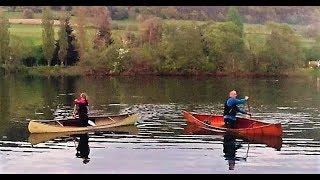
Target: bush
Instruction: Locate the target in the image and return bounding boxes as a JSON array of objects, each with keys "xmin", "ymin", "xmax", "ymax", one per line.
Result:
[
  {"xmin": 22, "ymin": 57, "xmax": 37, "ymax": 67},
  {"xmin": 22, "ymin": 9, "xmax": 34, "ymax": 19},
  {"xmin": 111, "ymin": 7, "xmax": 129, "ymax": 20},
  {"xmin": 31, "ymin": 45, "xmax": 46, "ymax": 66}
]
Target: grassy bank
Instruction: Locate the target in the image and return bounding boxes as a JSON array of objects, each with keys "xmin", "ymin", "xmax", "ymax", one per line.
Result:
[
  {"xmin": 26, "ymin": 66, "xmax": 85, "ymax": 76},
  {"xmin": 24, "ymin": 66, "xmax": 320, "ymax": 78}
]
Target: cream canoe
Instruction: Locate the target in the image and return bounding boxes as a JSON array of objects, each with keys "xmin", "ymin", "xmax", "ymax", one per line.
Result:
[
  {"xmin": 28, "ymin": 125, "xmax": 139, "ymax": 145},
  {"xmin": 28, "ymin": 113, "xmax": 139, "ymax": 133}
]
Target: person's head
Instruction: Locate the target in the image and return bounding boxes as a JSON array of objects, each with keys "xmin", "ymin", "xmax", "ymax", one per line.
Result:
[
  {"xmin": 228, "ymin": 160, "xmax": 235, "ymax": 170},
  {"xmin": 83, "ymin": 158, "xmax": 90, "ymax": 164},
  {"xmin": 80, "ymin": 93, "xmax": 87, "ymax": 100},
  {"xmin": 229, "ymin": 90, "xmax": 237, "ymax": 98}
]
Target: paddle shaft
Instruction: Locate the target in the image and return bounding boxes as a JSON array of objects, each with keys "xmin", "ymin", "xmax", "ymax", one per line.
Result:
[
  {"xmin": 246, "ymin": 99, "xmax": 251, "ymax": 118},
  {"xmin": 73, "ymin": 104, "xmax": 77, "ymax": 116}
]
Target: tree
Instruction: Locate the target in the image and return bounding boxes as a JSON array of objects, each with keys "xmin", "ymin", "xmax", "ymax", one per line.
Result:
[
  {"xmin": 157, "ymin": 23, "xmax": 209, "ymax": 74},
  {"xmin": 74, "ymin": 6, "xmax": 89, "ymax": 62},
  {"xmin": 22, "ymin": 8, "xmax": 34, "ymax": 19},
  {"xmin": 41, "ymin": 7, "xmax": 55, "ymax": 66},
  {"xmin": 262, "ymin": 22, "xmax": 304, "ymax": 73},
  {"xmin": 0, "ymin": 12, "xmax": 10, "ymax": 67},
  {"xmin": 65, "ymin": 14, "xmax": 78, "ymax": 66},
  {"xmin": 139, "ymin": 16, "xmax": 162, "ymax": 44},
  {"xmin": 160, "ymin": 7, "xmax": 179, "ymax": 19},
  {"xmin": 57, "ymin": 13, "xmax": 68, "ymax": 66},
  {"xmin": 203, "ymin": 22, "xmax": 245, "ymax": 72},
  {"xmin": 245, "ymin": 34, "xmax": 266, "ymax": 72},
  {"xmin": 304, "ymin": 35, "xmax": 320, "ymax": 66},
  {"xmin": 92, "ymin": 6, "xmax": 113, "ymax": 49},
  {"xmin": 109, "ymin": 6, "xmax": 129, "ymax": 20},
  {"xmin": 9, "ymin": 36, "xmax": 32, "ymax": 69},
  {"xmin": 227, "ymin": 7, "xmax": 244, "ymax": 36}
]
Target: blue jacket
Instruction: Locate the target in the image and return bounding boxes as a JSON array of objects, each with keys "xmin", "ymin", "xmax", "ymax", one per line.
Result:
[{"xmin": 223, "ymin": 97, "xmax": 248, "ymax": 121}]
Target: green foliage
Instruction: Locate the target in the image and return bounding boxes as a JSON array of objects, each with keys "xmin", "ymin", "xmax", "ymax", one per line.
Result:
[
  {"xmin": 302, "ymin": 35, "xmax": 320, "ymax": 67},
  {"xmin": 111, "ymin": 45, "xmax": 132, "ymax": 73},
  {"xmin": 109, "ymin": 6, "xmax": 129, "ymax": 20},
  {"xmin": 0, "ymin": 7, "xmax": 316, "ymax": 76},
  {"xmin": 29, "ymin": 45, "xmax": 45, "ymax": 66},
  {"xmin": 74, "ymin": 7, "xmax": 90, "ymax": 62},
  {"xmin": 132, "ymin": 43, "xmax": 156, "ymax": 62},
  {"xmin": 10, "ymin": 35, "xmax": 32, "ymax": 63},
  {"xmin": 308, "ymin": 68, "xmax": 320, "ymax": 77},
  {"xmin": 22, "ymin": 8, "xmax": 34, "ymax": 19},
  {"xmin": 79, "ymin": 40, "xmax": 131, "ymax": 74},
  {"xmin": 92, "ymin": 7, "xmax": 113, "ymax": 48},
  {"xmin": 138, "ymin": 16, "xmax": 163, "ymax": 45},
  {"xmin": 81, "ymin": 36, "xmax": 161, "ymax": 74},
  {"xmin": 157, "ymin": 23, "xmax": 210, "ymax": 74},
  {"xmin": 0, "ymin": 12, "xmax": 10, "ymax": 66},
  {"xmin": 227, "ymin": 6, "xmax": 243, "ymax": 34},
  {"xmin": 245, "ymin": 34, "xmax": 267, "ymax": 72},
  {"xmin": 58, "ymin": 12, "xmax": 68, "ymax": 66},
  {"xmin": 160, "ymin": 7, "xmax": 179, "ymax": 19},
  {"xmin": 26, "ymin": 66, "xmax": 70, "ymax": 76},
  {"xmin": 262, "ymin": 22, "xmax": 304, "ymax": 73},
  {"xmin": 42, "ymin": 7, "xmax": 55, "ymax": 66},
  {"xmin": 202, "ymin": 22, "xmax": 245, "ymax": 72}
]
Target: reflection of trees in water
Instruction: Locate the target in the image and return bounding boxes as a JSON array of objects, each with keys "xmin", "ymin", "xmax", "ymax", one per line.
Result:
[
  {"xmin": 74, "ymin": 133, "xmax": 90, "ymax": 164},
  {"xmin": 316, "ymin": 77, "xmax": 320, "ymax": 92},
  {"xmin": 42, "ymin": 77, "xmax": 58, "ymax": 117},
  {"xmin": 58, "ymin": 76, "xmax": 77, "ymax": 106},
  {"xmin": 0, "ymin": 77, "xmax": 10, "ymax": 136}
]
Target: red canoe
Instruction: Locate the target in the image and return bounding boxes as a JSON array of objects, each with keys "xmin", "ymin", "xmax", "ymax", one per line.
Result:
[
  {"xmin": 184, "ymin": 123, "xmax": 282, "ymax": 150},
  {"xmin": 183, "ymin": 111, "xmax": 283, "ymax": 137}
]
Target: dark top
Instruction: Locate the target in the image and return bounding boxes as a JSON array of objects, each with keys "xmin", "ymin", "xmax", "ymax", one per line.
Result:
[
  {"xmin": 74, "ymin": 98, "xmax": 89, "ymax": 119},
  {"xmin": 223, "ymin": 97, "xmax": 247, "ymax": 121}
]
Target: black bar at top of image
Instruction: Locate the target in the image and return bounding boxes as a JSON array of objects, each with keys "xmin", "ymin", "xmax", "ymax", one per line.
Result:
[{"xmin": 1, "ymin": 0, "xmax": 320, "ymax": 6}]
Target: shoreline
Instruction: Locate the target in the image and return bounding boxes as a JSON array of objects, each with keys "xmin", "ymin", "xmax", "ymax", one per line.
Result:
[{"xmin": 23, "ymin": 66, "xmax": 320, "ymax": 78}]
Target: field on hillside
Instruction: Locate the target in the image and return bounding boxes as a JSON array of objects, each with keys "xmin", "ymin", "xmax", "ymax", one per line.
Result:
[
  {"xmin": 8, "ymin": 24, "xmax": 126, "ymax": 47},
  {"xmin": 9, "ymin": 24, "xmax": 59, "ymax": 46},
  {"xmin": 3, "ymin": 10, "xmax": 315, "ymax": 49},
  {"xmin": 3, "ymin": 10, "xmax": 65, "ymax": 19}
]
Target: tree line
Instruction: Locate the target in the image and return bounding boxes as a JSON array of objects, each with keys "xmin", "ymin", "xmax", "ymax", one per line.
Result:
[
  {"xmin": 0, "ymin": 7, "xmax": 316, "ymax": 75},
  {"xmin": 4, "ymin": 6, "xmax": 320, "ymax": 25}
]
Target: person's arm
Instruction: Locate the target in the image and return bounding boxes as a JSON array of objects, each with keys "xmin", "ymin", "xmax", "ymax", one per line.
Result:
[
  {"xmin": 236, "ymin": 106, "xmax": 247, "ymax": 114},
  {"xmin": 235, "ymin": 98, "xmax": 247, "ymax": 105},
  {"xmin": 227, "ymin": 98, "xmax": 247, "ymax": 106},
  {"xmin": 73, "ymin": 104, "xmax": 78, "ymax": 117},
  {"xmin": 236, "ymin": 106, "xmax": 252, "ymax": 117}
]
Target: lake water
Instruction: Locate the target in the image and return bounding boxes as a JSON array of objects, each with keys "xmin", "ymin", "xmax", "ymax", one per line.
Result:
[{"xmin": 0, "ymin": 75, "xmax": 320, "ymax": 174}]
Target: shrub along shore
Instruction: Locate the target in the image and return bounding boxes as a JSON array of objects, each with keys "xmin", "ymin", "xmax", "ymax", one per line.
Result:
[{"xmin": 1, "ymin": 7, "xmax": 320, "ymax": 77}]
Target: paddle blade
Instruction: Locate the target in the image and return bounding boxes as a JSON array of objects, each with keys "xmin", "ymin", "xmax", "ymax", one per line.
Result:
[{"xmin": 88, "ymin": 120, "xmax": 96, "ymax": 126}]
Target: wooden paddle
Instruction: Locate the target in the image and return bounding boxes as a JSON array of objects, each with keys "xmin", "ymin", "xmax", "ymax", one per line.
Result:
[{"xmin": 246, "ymin": 97, "xmax": 252, "ymax": 118}]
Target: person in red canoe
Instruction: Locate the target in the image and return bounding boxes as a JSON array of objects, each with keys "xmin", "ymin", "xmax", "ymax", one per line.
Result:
[
  {"xmin": 73, "ymin": 93, "xmax": 89, "ymax": 127},
  {"xmin": 223, "ymin": 90, "xmax": 251, "ymax": 128}
]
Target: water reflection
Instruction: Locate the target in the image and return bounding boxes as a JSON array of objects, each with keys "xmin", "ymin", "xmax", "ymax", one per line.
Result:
[
  {"xmin": 223, "ymin": 133, "xmax": 247, "ymax": 170},
  {"xmin": 75, "ymin": 133, "xmax": 90, "ymax": 164},
  {"xmin": 28, "ymin": 125, "xmax": 139, "ymax": 165},
  {"xmin": 1, "ymin": 76, "xmax": 320, "ymax": 173},
  {"xmin": 317, "ymin": 77, "xmax": 320, "ymax": 92},
  {"xmin": 184, "ymin": 123, "xmax": 283, "ymax": 170}
]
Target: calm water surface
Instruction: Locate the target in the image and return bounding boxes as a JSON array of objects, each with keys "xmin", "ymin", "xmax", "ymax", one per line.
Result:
[{"xmin": 0, "ymin": 75, "xmax": 320, "ymax": 174}]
